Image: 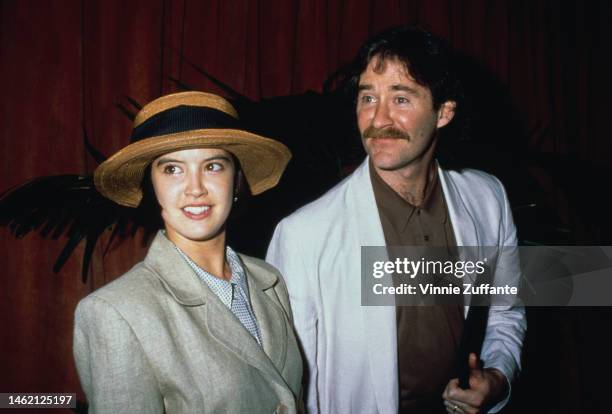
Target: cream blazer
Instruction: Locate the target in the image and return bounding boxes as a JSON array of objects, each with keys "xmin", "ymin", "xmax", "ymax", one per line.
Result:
[
  {"xmin": 266, "ymin": 159, "xmax": 526, "ymax": 414},
  {"xmin": 74, "ymin": 232, "xmax": 302, "ymax": 414}
]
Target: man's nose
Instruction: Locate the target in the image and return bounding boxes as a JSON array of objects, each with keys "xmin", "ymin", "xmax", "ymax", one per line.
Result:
[
  {"xmin": 371, "ymin": 104, "xmax": 393, "ymax": 129},
  {"xmin": 185, "ymin": 171, "xmax": 207, "ymax": 197}
]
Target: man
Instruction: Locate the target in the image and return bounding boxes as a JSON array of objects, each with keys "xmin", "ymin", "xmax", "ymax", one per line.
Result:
[{"xmin": 267, "ymin": 26, "xmax": 525, "ymax": 414}]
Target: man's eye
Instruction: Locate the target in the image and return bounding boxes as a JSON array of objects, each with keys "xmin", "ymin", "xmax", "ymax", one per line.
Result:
[
  {"xmin": 163, "ymin": 165, "xmax": 181, "ymax": 174},
  {"xmin": 396, "ymin": 96, "xmax": 409, "ymax": 104},
  {"xmin": 361, "ymin": 95, "xmax": 375, "ymax": 103},
  {"xmin": 206, "ymin": 163, "xmax": 223, "ymax": 172}
]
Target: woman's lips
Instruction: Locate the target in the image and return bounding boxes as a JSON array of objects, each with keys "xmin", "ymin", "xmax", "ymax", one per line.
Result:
[{"xmin": 182, "ymin": 205, "xmax": 212, "ymax": 220}]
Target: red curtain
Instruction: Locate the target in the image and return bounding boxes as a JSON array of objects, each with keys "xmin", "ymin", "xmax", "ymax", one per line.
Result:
[{"xmin": 1, "ymin": 1, "xmax": 610, "ymax": 412}]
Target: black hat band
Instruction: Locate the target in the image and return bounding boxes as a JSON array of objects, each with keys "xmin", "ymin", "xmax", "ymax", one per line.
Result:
[{"xmin": 130, "ymin": 105, "xmax": 243, "ymax": 143}]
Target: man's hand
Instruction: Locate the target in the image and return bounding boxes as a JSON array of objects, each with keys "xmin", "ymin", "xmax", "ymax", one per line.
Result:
[{"xmin": 442, "ymin": 353, "xmax": 508, "ymax": 414}]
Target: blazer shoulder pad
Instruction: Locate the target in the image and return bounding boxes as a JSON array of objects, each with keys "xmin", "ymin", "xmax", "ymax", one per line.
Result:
[{"xmin": 77, "ymin": 261, "xmax": 163, "ymax": 311}]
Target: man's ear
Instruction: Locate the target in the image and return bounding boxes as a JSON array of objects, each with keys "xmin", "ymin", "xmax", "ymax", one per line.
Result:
[{"xmin": 436, "ymin": 100, "xmax": 457, "ymax": 129}]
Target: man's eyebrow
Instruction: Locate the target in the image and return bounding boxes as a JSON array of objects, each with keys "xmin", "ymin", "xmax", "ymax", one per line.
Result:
[
  {"xmin": 391, "ymin": 84, "xmax": 419, "ymax": 95},
  {"xmin": 356, "ymin": 84, "xmax": 420, "ymax": 95}
]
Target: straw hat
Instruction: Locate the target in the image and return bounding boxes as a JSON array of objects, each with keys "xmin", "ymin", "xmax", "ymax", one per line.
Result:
[{"xmin": 94, "ymin": 91, "xmax": 291, "ymax": 207}]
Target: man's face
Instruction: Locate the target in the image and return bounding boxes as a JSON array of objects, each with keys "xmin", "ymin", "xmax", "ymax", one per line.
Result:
[{"xmin": 356, "ymin": 56, "xmax": 455, "ymax": 172}]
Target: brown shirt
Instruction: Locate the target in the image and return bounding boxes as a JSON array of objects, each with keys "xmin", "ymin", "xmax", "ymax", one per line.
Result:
[{"xmin": 370, "ymin": 162, "xmax": 464, "ymax": 414}]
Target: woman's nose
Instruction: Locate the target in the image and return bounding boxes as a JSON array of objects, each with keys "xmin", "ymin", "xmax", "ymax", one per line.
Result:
[{"xmin": 185, "ymin": 172, "xmax": 207, "ymax": 197}]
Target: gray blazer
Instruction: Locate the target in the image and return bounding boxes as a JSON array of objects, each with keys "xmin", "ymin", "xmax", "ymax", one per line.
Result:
[{"xmin": 74, "ymin": 232, "xmax": 303, "ymax": 414}]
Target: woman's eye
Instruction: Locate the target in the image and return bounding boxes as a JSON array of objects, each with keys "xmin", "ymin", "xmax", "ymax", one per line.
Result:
[
  {"xmin": 206, "ymin": 163, "xmax": 223, "ymax": 172},
  {"xmin": 163, "ymin": 165, "xmax": 182, "ymax": 174}
]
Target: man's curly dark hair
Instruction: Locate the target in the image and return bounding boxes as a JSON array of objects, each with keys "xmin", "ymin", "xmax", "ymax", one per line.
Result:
[{"xmin": 346, "ymin": 25, "xmax": 463, "ymax": 111}]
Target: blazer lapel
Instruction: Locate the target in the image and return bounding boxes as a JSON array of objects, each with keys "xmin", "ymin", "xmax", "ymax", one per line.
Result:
[
  {"xmin": 145, "ymin": 232, "xmax": 288, "ymax": 389},
  {"xmin": 204, "ymin": 296, "xmax": 288, "ymax": 389},
  {"xmin": 202, "ymin": 261, "xmax": 289, "ymax": 390},
  {"xmin": 438, "ymin": 167, "xmax": 480, "ymax": 247},
  {"xmin": 350, "ymin": 160, "xmax": 399, "ymax": 414},
  {"xmin": 144, "ymin": 232, "xmax": 209, "ymax": 306},
  {"xmin": 438, "ymin": 167, "xmax": 482, "ymax": 313},
  {"xmin": 241, "ymin": 259, "xmax": 288, "ymax": 373}
]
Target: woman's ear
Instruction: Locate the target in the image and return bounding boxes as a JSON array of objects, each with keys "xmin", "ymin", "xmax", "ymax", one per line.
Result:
[{"xmin": 233, "ymin": 165, "xmax": 244, "ymax": 202}]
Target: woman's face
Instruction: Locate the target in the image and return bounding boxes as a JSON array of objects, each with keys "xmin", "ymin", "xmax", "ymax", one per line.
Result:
[{"xmin": 150, "ymin": 147, "xmax": 235, "ymax": 249}]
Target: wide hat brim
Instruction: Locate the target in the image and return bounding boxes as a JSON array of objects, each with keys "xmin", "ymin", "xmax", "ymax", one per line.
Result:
[{"xmin": 94, "ymin": 128, "xmax": 291, "ymax": 207}]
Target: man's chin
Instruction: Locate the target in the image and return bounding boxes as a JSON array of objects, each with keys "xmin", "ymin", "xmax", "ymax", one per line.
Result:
[
  {"xmin": 369, "ymin": 154, "xmax": 407, "ymax": 171},
  {"xmin": 368, "ymin": 149, "xmax": 435, "ymax": 172}
]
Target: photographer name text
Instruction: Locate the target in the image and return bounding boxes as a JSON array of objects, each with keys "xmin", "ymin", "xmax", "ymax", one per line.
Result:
[{"xmin": 372, "ymin": 283, "xmax": 518, "ymax": 295}]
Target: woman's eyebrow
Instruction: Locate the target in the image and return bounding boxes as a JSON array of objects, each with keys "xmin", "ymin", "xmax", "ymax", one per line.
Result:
[
  {"xmin": 155, "ymin": 155, "xmax": 232, "ymax": 167},
  {"xmin": 204, "ymin": 156, "xmax": 232, "ymax": 163},
  {"xmin": 155, "ymin": 157, "xmax": 182, "ymax": 166}
]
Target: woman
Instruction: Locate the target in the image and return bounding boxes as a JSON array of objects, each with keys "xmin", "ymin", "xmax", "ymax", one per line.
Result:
[{"xmin": 73, "ymin": 91, "xmax": 302, "ymax": 413}]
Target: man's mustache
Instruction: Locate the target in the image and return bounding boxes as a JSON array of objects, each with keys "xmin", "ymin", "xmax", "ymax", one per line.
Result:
[{"xmin": 362, "ymin": 126, "xmax": 410, "ymax": 140}]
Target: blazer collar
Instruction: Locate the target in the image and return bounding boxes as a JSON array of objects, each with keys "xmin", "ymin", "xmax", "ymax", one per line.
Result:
[
  {"xmin": 437, "ymin": 166, "xmax": 480, "ymax": 247},
  {"xmin": 144, "ymin": 231, "xmax": 279, "ymax": 305},
  {"xmin": 144, "ymin": 232, "xmax": 209, "ymax": 306},
  {"xmin": 241, "ymin": 255, "xmax": 278, "ymax": 291},
  {"xmin": 347, "ymin": 160, "xmax": 482, "ymax": 247}
]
